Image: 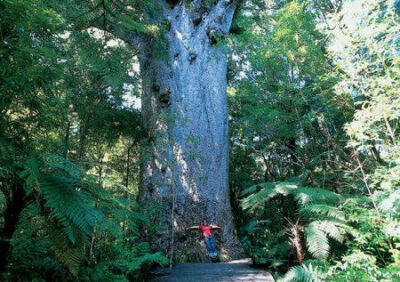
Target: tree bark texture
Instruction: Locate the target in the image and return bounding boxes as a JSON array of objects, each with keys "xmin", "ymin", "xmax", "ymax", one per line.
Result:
[{"xmin": 137, "ymin": 0, "xmax": 243, "ymax": 262}]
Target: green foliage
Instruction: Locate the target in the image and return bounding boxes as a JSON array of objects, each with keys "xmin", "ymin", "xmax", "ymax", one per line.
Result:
[
  {"xmin": 233, "ymin": 0, "xmax": 400, "ymax": 280},
  {"xmin": 241, "ymin": 182, "xmax": 350, "ymax": 261},
  {"xmin": 279, "ymin": 260, "xmax": 323, "ymax": 282},
  {"xmin": 40, "ymin": 175, "xmax": 103, "ymax": 239},
  {"xmin": 4, "ymin": 155, "xmax": 167, "ymax": 280},
  {"xmin": 0, "ymin": 0, "xmax": 165, "ymax": 280}
]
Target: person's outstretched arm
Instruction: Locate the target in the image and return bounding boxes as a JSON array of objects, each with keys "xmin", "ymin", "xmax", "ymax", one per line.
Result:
[
  {"xmin": 210, "ymin": 225, "xmax": 221, "ymax": 229},
  {"xmin": 186, "ymin": 225, "xmax": 200, "ymax": 230}
]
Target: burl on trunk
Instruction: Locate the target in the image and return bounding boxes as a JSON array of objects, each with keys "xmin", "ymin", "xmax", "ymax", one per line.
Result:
[{"xmin": 138, "ymin": 0, "xmax": 243, "ymax": 262}]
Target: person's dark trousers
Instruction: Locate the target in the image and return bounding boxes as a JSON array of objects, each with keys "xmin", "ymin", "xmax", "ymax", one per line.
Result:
[{"xmin": 204, "ymin": 235, "xmax": 217, "ymax": 257}]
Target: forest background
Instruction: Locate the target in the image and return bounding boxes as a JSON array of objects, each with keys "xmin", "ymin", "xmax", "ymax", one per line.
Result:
[{"xmin": 1, "ymin": 0, "xmax": 400, "ymax": 281}]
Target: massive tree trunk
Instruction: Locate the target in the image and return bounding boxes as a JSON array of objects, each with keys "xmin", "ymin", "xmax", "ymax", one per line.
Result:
[{"xmin": 137, "ymin": 0, "xmax": 243, "ymax": 262}]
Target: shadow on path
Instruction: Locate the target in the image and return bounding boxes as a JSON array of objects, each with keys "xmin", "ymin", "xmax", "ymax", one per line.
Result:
[{"xmin": 151, "ymin": 259, "xmax": 274, "ymax": 282}]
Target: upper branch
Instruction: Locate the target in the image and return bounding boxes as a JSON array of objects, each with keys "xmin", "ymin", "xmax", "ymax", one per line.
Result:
[{"xmin": 207, "ymin": 0, "xmax": 238, "ymax": 33}]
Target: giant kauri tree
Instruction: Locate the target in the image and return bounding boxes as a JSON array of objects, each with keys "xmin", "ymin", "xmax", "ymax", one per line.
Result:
[
  {"xmin": 138, "ymin": 1, "xmax": 242, "ymax": 261},
  {"xmin": 138, "ymin": 0, "xmax": 243, "ymax": 261}
]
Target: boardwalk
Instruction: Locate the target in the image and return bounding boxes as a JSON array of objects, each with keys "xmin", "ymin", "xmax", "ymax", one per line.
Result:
[{"xmin": 151, "ymin": 259, "xmax": 274, "ymax": 282}]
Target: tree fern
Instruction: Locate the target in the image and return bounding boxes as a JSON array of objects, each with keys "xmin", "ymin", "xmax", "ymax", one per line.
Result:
[{"xmin": 242, "ymin": 181, "xmax": 352, "ymax": 260}]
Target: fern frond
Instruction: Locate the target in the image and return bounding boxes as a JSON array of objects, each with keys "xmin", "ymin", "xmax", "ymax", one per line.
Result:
[
  {"xmin": 240, "ymin": 182, "xmax": 275, "ymax": 197},
  {"xmin": 322, "ymin": 217, "xmax": 358, "ymax": 238},
  {"xmin": 43, "ymin": 154, "xmax": 83, "ymax": 179},
  {"xmin": 107, "ymin": 242, "xmax": 168, "ymax": 276},
  {"xmin": 125, "ymin": 252, "xmax": 168, "ymax": 272},
  {"xmin": 280, "ymin": 262, "xmax": 323, "ymax": 282},
  {"xmin": 305, "ymin": 222, "xmax": 330, "ymax": 259},
  {"xmin": 241, "ymin": 182, "xmax": 297, "ymax": 210},
  {"xmin": 295, "ymin": 187, "xmax": 340, "ymax": 206},
  {"xmin": 300, "ymin": 204, "xmax": 345, "ymax": 221},
  {"xmin": 341, "ymin": 193, "xmax": 371, "ymax": 204},
  {"xmin": 40, "ymin": 174, "xmax": 104, "ymax": 239},
  {"xmin": 316, "ymin": 220, "xmax": 345, "ymax": 243},
  {"xmin": 305, "ymin": 219, "xmax": 349, "ymax": 259},
  {"xmin": 18, "ymin": 156, "xmax": 40, "ymax": 195},
  {"xmin": 242, "ymin": 183, "xmax": 340, "ymax": 212},
  {"xmin": 47, "ymin": 222, "xmax": 86, "ymax": 276}
]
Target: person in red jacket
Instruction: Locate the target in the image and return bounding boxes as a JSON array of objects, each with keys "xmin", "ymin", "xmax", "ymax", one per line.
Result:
[{"xmin": 187, "ymin": 219, "xmax": 221, "ymax": 259}]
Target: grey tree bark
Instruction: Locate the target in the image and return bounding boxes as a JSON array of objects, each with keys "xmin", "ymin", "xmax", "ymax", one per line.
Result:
[{"xmin": 137, "ymin": 0, "xmax": 243, "ymax": 262}]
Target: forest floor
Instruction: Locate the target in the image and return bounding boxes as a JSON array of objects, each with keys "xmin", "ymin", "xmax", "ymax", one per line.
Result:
[{"xmin": 151, "ymin": 258, "xmax": 274, "ymax": 282}]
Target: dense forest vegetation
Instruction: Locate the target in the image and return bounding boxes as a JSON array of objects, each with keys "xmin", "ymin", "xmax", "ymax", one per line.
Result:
[{"xmin": 1, "ymin": 0, "xmax": 399, "ymax": 281}]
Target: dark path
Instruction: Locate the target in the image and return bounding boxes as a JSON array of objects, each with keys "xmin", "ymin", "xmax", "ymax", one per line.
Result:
[{"xmin": 151, "ymin": 259, "xmax": 274, "ymax": 282}]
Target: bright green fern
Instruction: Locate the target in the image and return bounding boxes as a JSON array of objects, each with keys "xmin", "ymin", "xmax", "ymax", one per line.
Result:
[{"xmin": 241, "ymin": 182, "xmax": 352, "ymax": 260}]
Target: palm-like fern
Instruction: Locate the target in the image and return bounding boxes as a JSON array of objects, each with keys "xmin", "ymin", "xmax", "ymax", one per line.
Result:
[{"xmin": 241, "ymin": 182, "xmax": 351, "ymax": 260}]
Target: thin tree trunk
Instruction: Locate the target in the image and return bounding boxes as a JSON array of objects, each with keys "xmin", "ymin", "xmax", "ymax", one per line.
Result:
[
  {"xmin": 290, "ymin": 218, "xmax": 305, "ymax": 264},
  {"xmin": 125, "ymin": 141, "xmax": 135, "ymax": 189},
  {"xmin": 63, "ymin": 120, "xmax": 71, "ymax": 159},
  {"xmin": 89, "ymin": 143, "xmax": 104, "ymax": 260},
  {"xmin": 78, "ymin": 115, "xmax": 89, "ymax": 160}
]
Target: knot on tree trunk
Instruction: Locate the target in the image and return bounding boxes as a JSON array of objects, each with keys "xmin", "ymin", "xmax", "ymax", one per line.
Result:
[
  {"xmin": 192, "ymin": 6, "xmax": 208, "ymax": 26},
  {"xmin": 159, "ymin": 89, "xmax": 171, "ymax": 107},
  {"xmin": 152, "ymin": 83, "xmax": 160, "ymax": 92},
  {"xmin": 188, "ymin": 52, "xmax": 197, "ymax": 64},
  {"xmin": 193, "ymin": 16, "xmax": 203, "ymax": 26}
]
